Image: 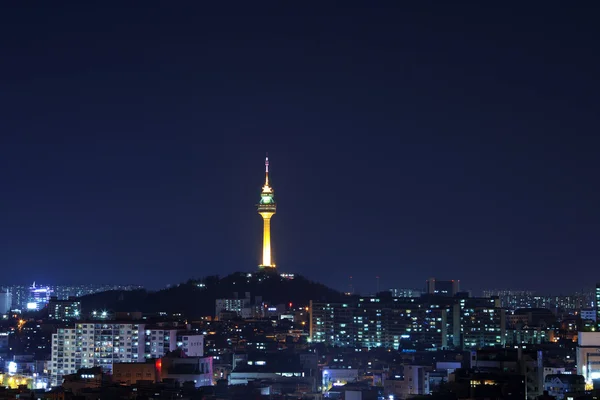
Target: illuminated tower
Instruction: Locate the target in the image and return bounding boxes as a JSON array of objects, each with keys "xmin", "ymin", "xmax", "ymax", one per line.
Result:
[{"xmin": 257, "ymin": 156, "xmax": 277, "ymax": 269}]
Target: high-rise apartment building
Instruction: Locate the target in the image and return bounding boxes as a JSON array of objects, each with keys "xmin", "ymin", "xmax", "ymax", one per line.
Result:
[
  {"xmin": 458, "ymin": 296, "xmax": 505, "ymax": 348},
  {"xmin": 50, "ymin": 327, "xmax": 93, "ymax": 387},
  {"xmin": 310, "ymin": 294, "xmax": 505, "ymax": 350},
  {"xmin": 310, "ymin": 298, "xmax": 447, "ymax": 350},
  {"xmin": 50, "ymin": 323, "xmax": 143, "ymax": 386},
  {"xmin": 50, "ymin": 322, "xmax": 203, "ymax": 387}
]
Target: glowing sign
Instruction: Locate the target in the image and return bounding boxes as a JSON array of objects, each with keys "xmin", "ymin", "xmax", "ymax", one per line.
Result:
[
  {"xmin": 26, "ymin": 302, "xmax": 37, "ymax": 310},
  {"xmin": 8, "ymin": 361, "xmax": 17, "ymax": 375}
]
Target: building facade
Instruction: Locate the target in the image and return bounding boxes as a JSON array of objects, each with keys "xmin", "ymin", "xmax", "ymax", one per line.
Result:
[
  {"xmin": 458, "ymin": 296, "xmax": 505, "ymax": 348},
  {"xmin": 310, "ymin": 298, "xmax": 447, "ymax": 350},
  {"xmin": 389, "ymin": 288, "xmax": 423, "ymax": 298},
  {"xmin": 177, "ymin": 333, "xmax": 204, "ymax": 357},
  {"xmin": 215, "ymin": 298, "xmax": 247, "ymax": 321},
  {"xmin": 310, "ymin": 295, "xmax": 505, "ymax": 350},
  {"xmin": 48, "ymin": 297, "xmax": 81, "ymax": 320}
]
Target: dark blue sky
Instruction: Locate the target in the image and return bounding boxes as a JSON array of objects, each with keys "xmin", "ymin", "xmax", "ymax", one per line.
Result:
[{"xmin": 0, "ymin": 3, "xmax": 598, "ymax": 294}]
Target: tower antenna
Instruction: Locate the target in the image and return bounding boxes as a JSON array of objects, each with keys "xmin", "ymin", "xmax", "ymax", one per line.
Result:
[
  {"xmin": 265, "ymin": 153, "xmax": 269, "ymax": 185},
  {"xmin": 349, "ymin": 276, "xmax": 354, "ymax": 295}
]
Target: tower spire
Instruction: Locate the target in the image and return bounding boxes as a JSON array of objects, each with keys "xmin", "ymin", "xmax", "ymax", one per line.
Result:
[{"xmin": 265, "ymin": 153, "xmax": 269, "ymax": 186}]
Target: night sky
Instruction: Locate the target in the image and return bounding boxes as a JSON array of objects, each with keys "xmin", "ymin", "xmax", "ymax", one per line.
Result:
[{"xmin": 1, "ymin": 3, "xmax": 599, "ymax": 294}]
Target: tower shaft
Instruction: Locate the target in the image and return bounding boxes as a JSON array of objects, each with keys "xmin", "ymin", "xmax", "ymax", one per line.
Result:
[{"xmin": 261, "ymin": 213, "xmax": 274, "ymax": 267}]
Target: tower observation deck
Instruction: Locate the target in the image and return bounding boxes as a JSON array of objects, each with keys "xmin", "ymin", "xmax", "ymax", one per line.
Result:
[{"xmin": 257, "ymin": 156, "xmax": 277, "ymax": 269}]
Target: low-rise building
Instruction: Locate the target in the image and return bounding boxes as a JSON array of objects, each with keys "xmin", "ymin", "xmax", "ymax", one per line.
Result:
[
  {"xmin": 113, "ymin": 362, "xmax": 158, "ymax": 385},
  {"xmin": 229, "ymin": 353, "xmax": 315, "ymax": 392},
  {"xmin": 62, "ymin": 367, "xmax": 107, "ymax": 395},
  {"xmin": 399, "ymin": 365, "xmax": 430, "ymax": 397},
  {"xmin": 160, "ymin": 352, "xmax": 213, "ymax": 387},
  {"xmin": 176, "ymin": 332, "xmax": 204, "ymax": 357},
  {"xmin": 321, "ymin": 368, "xmax": 359, "ymax": 393},
  {"xmin": 544, "ymin": 374, "xmax": 585, "ymax": 400}
]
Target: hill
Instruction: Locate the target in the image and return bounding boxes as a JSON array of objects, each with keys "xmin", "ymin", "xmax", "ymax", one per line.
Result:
[{"xmin": 79, "ymin": 271, "xmax": 344, "ymax": 318}]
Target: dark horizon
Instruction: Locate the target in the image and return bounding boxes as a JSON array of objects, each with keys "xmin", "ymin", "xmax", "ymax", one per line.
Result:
[
  {"xmin": 1, "ymin": 273, "xmax": 596, "ymax": 298},
  {"xmin": 1, "ymin": 3, "xmax": 599, "ymax": 294}
]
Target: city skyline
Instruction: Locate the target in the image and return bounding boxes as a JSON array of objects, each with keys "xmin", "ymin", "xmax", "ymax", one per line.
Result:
[{"xmin": 0, "ymin": 3, "xmax": 599, "ymax": 293}]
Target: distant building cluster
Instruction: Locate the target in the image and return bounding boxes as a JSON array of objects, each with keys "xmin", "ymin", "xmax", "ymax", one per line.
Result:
[
  {"xmin": 310, "ymin": 293, "xmax": 504, "ymax": 350},
  {"xmin": 483, "ymin": 288, "xmax": 594, "ymax": 313},
  {"xmin": 0, "ymin": 283, "xmax": 143, "ymax": 313}
]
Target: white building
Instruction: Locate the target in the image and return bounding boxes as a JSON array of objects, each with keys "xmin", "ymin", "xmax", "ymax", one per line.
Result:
[
  {"xmin": 50, "ymin": 322, "xmax": 203, "ymax": 387},
  {"xmin": 50, "ymin": 328, "xmax": 93, "ymax": 387},
  {"xmin": 322, "ymin": 368, "xmax": 359, "ymax": 392},
  {"xmin": 577, "ymin": 331, "xmax": 600, "ymax": 384},
  {"xmin": 177, "ymin": 333, "xmax": 204, "ymax": 357},
  {"xmin": 50, "ymin": 323, "xmax": 145, "ymax": 386}
]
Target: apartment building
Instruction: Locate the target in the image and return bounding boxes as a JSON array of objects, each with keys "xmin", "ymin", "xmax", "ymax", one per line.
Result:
[{"xmin": 50, "ymin": 322, "xmax": 203, "ymax": 387}]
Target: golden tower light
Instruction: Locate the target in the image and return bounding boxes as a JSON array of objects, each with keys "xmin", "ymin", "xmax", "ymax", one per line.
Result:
[{"xmin": 257, "ymin": 155, "xmax": 277, "ymax": 269}]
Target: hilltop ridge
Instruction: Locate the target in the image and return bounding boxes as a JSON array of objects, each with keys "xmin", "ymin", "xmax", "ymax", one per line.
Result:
[{"xmin": 78, "ymin": 271, "xmax": 344, "ymax": 318}]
